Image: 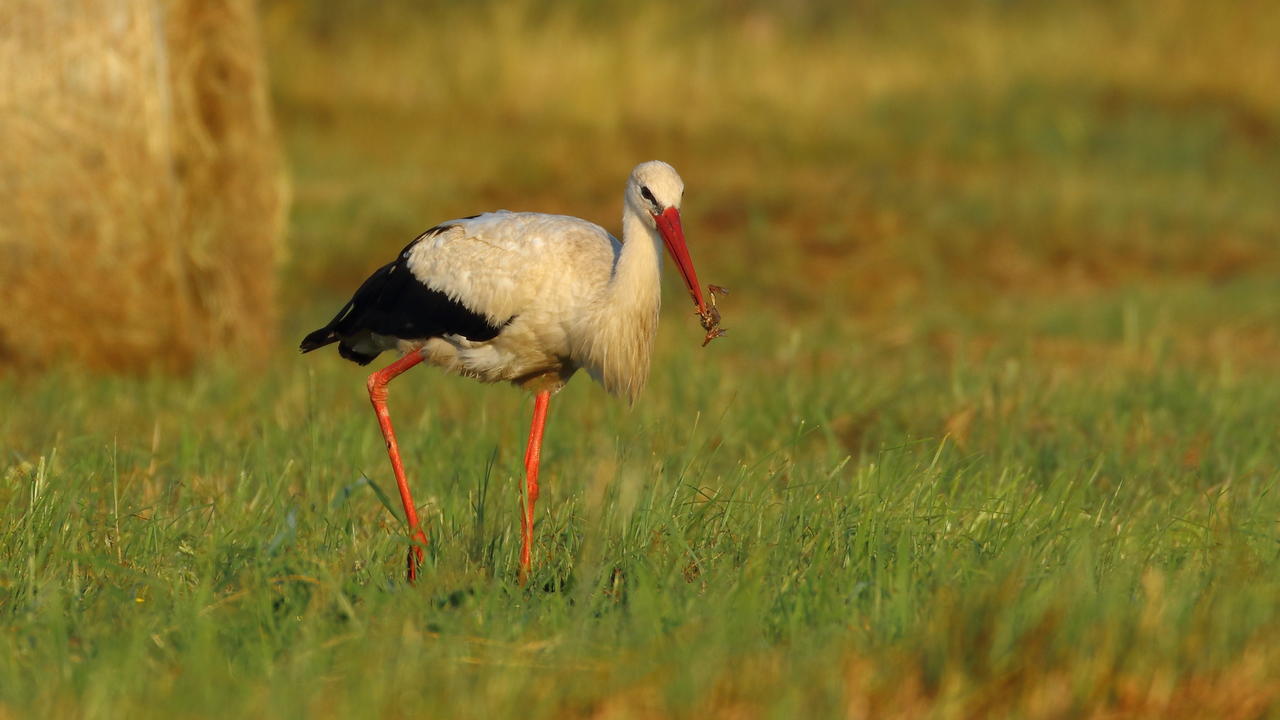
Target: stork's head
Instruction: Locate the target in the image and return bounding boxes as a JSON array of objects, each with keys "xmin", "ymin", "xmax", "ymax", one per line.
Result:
[{"xmin": 628, "ymin": 161, "xmax": 707, "ymax": 314}]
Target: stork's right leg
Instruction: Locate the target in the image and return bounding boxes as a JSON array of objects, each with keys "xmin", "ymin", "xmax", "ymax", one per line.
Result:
[
  {"xmin": 519, "ymin": 390, "xmax": 552, "ymax": 584},
  {"xmin": 367, "ymin": 350, "xmax": 428, "ymax": 582}
]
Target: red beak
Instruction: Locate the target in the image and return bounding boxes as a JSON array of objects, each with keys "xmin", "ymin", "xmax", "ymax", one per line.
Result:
[{"xmin": 654, "ymin": 207, "xmax": 707, "ymax": 314}]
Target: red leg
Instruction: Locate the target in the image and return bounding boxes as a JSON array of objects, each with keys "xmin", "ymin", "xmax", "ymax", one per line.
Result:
[
  {"xmin": 367, "ymin": 350, "xmax": 429, "ymax": 582},
  {"xmin": 520, "ymin": 390, "xmax": 552, "ymax": 583}
]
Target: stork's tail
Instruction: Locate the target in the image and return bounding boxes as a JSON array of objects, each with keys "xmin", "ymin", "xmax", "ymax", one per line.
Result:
[
  {"xmin": 299, "ymin": 326, "xmax": 337, "ymax": 354},
  {"xmin": 299, "ymin": 326, "xmax": 379, "ymax": 365}
]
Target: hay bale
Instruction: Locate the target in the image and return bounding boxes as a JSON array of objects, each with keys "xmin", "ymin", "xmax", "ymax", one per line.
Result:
[{"xmin": 0, "ymin": 0, "xmax": 287, "ymax": 373}]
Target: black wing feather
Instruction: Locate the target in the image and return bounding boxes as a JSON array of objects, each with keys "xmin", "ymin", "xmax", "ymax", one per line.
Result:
[{"xmin": 299, "ymin": 224, "xmax": 507, "ymax": 365}]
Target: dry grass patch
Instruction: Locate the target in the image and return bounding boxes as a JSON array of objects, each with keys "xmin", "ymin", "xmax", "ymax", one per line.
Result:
[{"xmin": 0, "ymin": 0, "xmax": 287, "ymax": 373}]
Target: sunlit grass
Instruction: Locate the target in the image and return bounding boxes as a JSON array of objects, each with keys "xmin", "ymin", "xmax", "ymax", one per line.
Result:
[{"xmin": 4, "ymin": 283, "xmax": 1279, "ymax": 716}]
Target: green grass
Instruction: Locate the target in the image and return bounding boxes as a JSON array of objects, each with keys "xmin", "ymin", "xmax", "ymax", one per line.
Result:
[
  {"xmin": 5, "ymin": 0, "xmax": 1280, "ymax": 716},
  {"xmin": 4, "ymin": 294, "xmax": 1279, "ymax": 717}
]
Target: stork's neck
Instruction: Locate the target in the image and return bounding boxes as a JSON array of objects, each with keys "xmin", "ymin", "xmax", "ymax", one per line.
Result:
[
  {"xmin": 616, "ymin": 204, "xmax": 664, "ymax": 300},
  {"xmin": 574, "ymin": 203, "xmax": 664, "ymax": 403}
]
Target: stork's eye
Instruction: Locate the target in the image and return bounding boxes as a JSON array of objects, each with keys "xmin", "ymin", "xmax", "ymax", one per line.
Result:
[{"xmin": 640, "ymin": 186, "xmax": 657, "ymax": 207}]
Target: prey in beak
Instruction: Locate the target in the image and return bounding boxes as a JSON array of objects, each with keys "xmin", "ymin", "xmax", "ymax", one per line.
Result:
[{"xmin": 652, "ymin": 206, "xmax": 727, "ymax": 346}]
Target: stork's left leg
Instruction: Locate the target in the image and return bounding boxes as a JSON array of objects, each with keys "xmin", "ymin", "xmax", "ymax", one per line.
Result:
[
  {"xmin": 366, "ymin": 350, "xmax": 429, "ymax": 583},
  {"xmin": 519, "ymin": 390, "xmax": 552, "ymax": 583}
]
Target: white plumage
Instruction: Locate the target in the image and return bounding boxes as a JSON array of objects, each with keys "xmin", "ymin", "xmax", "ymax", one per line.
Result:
[{"xmin": 405, "ymin": 210, "xmax": 648, "ymax": 399}]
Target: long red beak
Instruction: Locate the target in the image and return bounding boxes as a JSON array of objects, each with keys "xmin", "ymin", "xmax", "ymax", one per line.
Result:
[{"xmin": 654, "ymin": 207, "xmax": 707, "ymax": 314}]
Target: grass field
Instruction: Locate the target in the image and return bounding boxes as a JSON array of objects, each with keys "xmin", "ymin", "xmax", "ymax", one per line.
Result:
[{"xmin": 4, "ymin": 1, "xmax": 1280, "ymax": 717}]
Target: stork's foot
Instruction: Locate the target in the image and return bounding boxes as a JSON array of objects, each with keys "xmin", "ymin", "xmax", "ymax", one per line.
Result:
[
  {"xmin": 518, "ymin": 538, "xmax": 532, "ymax": 586},
  {"xmin": 407, "ymin": 544, "xmax": 424, "ymax": 583},
  {"xmin": 518, "ymin": 514, "xmax": 534, "ymax": 586},
  {"xmin": 405, "ymin": 526, "xmax": 428, "ymax": 583}
]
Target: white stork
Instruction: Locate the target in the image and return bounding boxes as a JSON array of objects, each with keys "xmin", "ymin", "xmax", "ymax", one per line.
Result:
[{"xmin": 300, "ymin": 161, "xmax": 721, "ymax": 582}]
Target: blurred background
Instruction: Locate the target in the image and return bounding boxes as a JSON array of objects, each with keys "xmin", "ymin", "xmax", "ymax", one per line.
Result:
[
  {"xmin": 273, "ymin": 0, "xmax": 1280, "ymax": 370},
  {"xmin": 3, "ymin": 0, "xmax": 1278, "ymax": 379}
]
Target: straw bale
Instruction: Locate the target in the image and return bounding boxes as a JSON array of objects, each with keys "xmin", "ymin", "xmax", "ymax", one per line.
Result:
[{"xmin": 0, "ymin": 0, "xmax": 287, "ymax": 373}]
